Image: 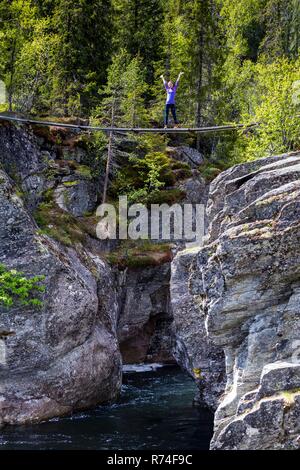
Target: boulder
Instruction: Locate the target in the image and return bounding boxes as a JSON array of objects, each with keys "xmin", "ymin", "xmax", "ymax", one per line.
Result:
[
  {"xmin": 176, "ymin": 172, "xmax": 207, "ymax": 204},
  {"xmin": 167, "ymin": 146, "xmax": 204, "ymax": 168},
  {"xmin": 54, "ymin": 176, "xmax": 98, "ymax": 217},
  {"xmin": 0, "ymin": 170, "xmax": 122, "ymax": 425}
]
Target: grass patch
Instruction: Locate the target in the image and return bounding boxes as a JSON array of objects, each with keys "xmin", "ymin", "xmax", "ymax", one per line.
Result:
[
  {"xmin": 105, "ymin": 240, "xmax": 173, "ymax": 269},
  {"xmin": 75, "ymin": 164, "xmax": 92, "ymax": 179},
  {"xmin": 77, "ymin": 215, "xmax": 99, "ymax": 238},
  {"xmin": 63, "ymin": 180, "xmax": 79, "ymax": 187},
  {"xmin": 146, "ymin": 188, "xmax": 186, "ymax": 205},
  {"xmin": 199, "ymin": 161, "xmax": 223, "ymax": 181},
  {"xmin": 34, "ymin": 201, "xmax": 86, "ymax": 246},
  {"xmin": 169, "ymin": 159, "xmax": 193, "ymax": 181}
]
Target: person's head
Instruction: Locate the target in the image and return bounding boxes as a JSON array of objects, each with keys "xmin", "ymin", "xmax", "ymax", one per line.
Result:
[{"xmin": 168, "ymin": 81, "xmax": 174, "ymax": 89}]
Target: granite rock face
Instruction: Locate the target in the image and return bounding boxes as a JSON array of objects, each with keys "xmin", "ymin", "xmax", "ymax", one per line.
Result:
[
  {"xmin": 170, "ymin": 167, "xmax": 225, "ymax": 410},
  {"xmin": 0, "ymin": 121, "xmax": 48, "ymax": 210},
  {"xmin": 0, "ymin": 169, "xmax": 122, "ymax": 425},
  {"xmin": 54, "ymin": 177, "xmax": 98, "ymax": 217},
  {"xmin": 0, "ymin": 122, "xmax": 100, "ymax": 215},
  {"xmin": 176, "ymin": 172, "xmax": 207, "ymax": 205},
  {"xmin": 171, "ymin": 247, "xmax": 225, "ymax": 409},
  {"xmin": 117, "ymin": 264, "xmax": 174, "ymax": 364},
  {"xmin": 166, "ymin": 146, "xmax": 204, "ymax": 168},
  {"xmin": 191, "ymin": 153, "xmax": 300, "ymax": 449}
]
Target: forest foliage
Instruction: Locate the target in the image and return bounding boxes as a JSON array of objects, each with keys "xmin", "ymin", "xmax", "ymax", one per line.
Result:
[{"xmin": 0, "ymin": 0, "xmax": 300, "ymax": 164}]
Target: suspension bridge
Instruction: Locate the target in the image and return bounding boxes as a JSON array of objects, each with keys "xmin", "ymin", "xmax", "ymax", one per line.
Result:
[
  {"xmin": 0, "ymin": 113, "xmax": 259, "ymax": 204},
  {"xmin": 0, "ymin": 114, "xmax": 259, "ymax": 134}
]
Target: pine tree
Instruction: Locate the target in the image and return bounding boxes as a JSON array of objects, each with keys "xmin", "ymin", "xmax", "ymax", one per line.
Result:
[
  {"xmin": 121, "ymin": 56, "xmax": 148, "ymax": 127},
  {"xmin": 13, "ymin": 26, "xmax": 59, "ymax": 113},
  {"xmin": 290, "ymin": 0, "xmax": 300, "ymax": 56},
  {"xmin": 52, "ymin": 0, "xmax": 113, "ymax": 116},
  {"xmin": 96, "ymin": 49, "xmax": 130, "ymax": 126},
  {"xmin": 188, "ymin": 0, "xmax": 221, "ymax": 130},
  {"xmin": 96, "ymin": 50, "xmax": 148, "ymax": 127},
  {"xmin": 112, "ymin": 0, "xmax": 164, "ymax": 85},
  {"xmin": 261, "ymin": 0, "xmax": 292, "ymax": 57},
  {"xmin": 0, "ymin": 0, "xmax": 37, "ymax": 111},
  {"xmin": 157, "ymin": 0, "xmax": 222, "ymax": 129}
]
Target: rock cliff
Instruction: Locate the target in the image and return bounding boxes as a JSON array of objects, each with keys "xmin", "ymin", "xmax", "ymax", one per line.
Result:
[
  {"xmin": 0, "ymin": 169, "xmax": 121, "ymax": 425},
  {"xmin": 171, "ymin": 247, "xmax": 225, "ymax": 409},
  {"xmin": 0, "ymin": 120, "xmax": 123, "ymax": 425},
  {"xmin": 3, "ymin": 118, "xmax": 299, "ymax": 450},
  {"xmin": 117, "ymin": 264, "xmax": 173, "ymax": 364},
  {"xmin": 0, "ymin": 120, "xmax": 202, "ymax": 425},
  {"xmin": 189, "ymin": 153, "xmax": 300, "ymax": 449}
]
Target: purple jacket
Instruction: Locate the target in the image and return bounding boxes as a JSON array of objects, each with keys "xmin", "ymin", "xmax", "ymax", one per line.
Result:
[{"xmin": 164, "ymin": 80, "xmax": 178, "ymax": 105}]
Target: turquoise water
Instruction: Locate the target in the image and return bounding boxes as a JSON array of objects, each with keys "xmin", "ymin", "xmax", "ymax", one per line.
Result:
[{"xmin": 0, "ymin": 366, "xmax": 213, "ymax": 450}]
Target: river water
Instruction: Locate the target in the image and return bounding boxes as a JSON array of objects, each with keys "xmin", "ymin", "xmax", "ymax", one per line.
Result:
[{"xmin": 0, "ymin": 366, "xmax": 213, "ymax": 450}]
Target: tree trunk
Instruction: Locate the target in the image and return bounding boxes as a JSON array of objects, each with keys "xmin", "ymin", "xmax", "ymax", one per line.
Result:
[
  {"xmin": 196, "ymin": 26, "xmax": 204, "ymax": 150},
  {"xmin": 102, "ymin": 100, "xmax": 115, "ymax": 204},
  {"xmin": 8, "ymin": 39, "xmax": 17, "ymax": 112}
]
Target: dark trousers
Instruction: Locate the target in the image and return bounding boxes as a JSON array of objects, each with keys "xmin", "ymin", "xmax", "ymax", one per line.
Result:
[{"xmin": 164, "ymin": 104, "xmax": 178, "ymax": 125}]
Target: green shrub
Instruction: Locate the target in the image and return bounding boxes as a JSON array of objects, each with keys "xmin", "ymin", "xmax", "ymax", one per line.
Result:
[
  {"xmin": 0, "ymin": 264, "xmax": 45, "ymax": 308},
  {"xmin": 75, "ymin": 165, "xmax": 92, "ymax": 179},
  {"xmin": 107, "ymin": 253, "xmax": 157, "ymax": 268},
  {"xmin": 146, "ymin": 188, "xmax": 186, "ymax": 204},
  {"xmin": 136, "ymin": 133, "xmax": 167, "ymax": 153},
  {"xmin": 111, "ymin": 151, "xmax": 175, "ymax": 202},
  {"xmin": 200, "ymin": 163, "xmax": 223, "ymax": 182},
  {"xmin": 170, "ymin": 160, "xmax": 191, "ymax": 170}
]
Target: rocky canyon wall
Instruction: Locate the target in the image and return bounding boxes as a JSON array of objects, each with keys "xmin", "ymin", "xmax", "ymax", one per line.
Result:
[
  {"xmin": 117, "ymin": 263, "xmax": 174, "ymax": 364},
  {"xmin": 3, "ymin": 118, "xmax": 299, "ymax": 451},
  {"xmin": 186, "ymin": 153, "xmax": 300, "ymax": 449},
  {"xmin": 0, "ymin": 121, "xmax": 122, "ymax": 425},
  {"xmin": 0, "ymin": 168, "xmax": 121, "ymax": 425}
]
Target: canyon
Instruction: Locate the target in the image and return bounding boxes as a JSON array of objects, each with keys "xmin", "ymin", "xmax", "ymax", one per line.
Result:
[{"xmin": 0, "ymin": 119, "xmax": 299, "ymax": 449}]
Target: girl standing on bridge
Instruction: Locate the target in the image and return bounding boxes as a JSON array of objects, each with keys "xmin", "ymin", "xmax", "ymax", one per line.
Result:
[{"xmin": 160, "ymin": 72, "xmax": 184, "ymax": 128}]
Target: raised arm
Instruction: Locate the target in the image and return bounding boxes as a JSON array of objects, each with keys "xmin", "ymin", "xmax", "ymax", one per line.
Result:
[
  {"xmin": 160, "ymin": 74, "xmax": 167, "ymax": 88},
  {"xmin": 175, "ymin": 71, "xmax": 184, "ymax": 85}
]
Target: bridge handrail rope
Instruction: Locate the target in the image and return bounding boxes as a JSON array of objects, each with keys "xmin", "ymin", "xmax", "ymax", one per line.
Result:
[{"xmin": 0, "ymin": 114, "xmax": 259, "ymax": 134}]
